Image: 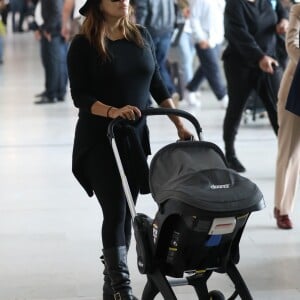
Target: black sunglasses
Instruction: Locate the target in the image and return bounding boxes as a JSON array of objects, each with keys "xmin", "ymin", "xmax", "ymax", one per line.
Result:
[{"xmin": 110, "ymin": 0, "xmax": 121, "ymax": 2}]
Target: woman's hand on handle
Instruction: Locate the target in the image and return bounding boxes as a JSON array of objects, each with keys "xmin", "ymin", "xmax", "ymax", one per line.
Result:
[
  {"xmin": 108, "ymin": 105, "xmax": 141, "ymax": 120},
  {"xmin": 91, "ymin": 101, "xmax": 141, "ymax": 120},
  {"xmin": 177, "ymin": 124, "xmax": 194, "ymax": 141}
]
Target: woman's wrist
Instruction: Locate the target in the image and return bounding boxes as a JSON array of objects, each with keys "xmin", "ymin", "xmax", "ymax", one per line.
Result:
[
  {"xmin": 106, "ymin": 106, "xmax": 113, "ymax": 118},
  {"xmin": 174, "ymin": 119, "xmax": 184, "ymax": 130},
  {"xmin": 90, "ymin": 101, "xmax": 118, "ymax": 118},
  {"xmin": 107, "ymin": 106, "xmax": 117, "ymax": 119}
]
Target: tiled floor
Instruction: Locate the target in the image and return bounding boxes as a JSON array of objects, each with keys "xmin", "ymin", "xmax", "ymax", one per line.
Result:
[{"xmin": 0, "ymin": 32, "xmax": 300, "ymax": 300}]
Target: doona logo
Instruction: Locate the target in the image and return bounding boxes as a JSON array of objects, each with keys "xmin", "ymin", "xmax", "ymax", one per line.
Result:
[{"xmin": 210, "ymin": 184, "xmax": 230, "ymax": 189}]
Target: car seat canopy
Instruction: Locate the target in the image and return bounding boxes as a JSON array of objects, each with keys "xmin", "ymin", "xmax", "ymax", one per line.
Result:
[{"xmin": 149, "ymin": 141, "xmax": 264, "ymax": 213}]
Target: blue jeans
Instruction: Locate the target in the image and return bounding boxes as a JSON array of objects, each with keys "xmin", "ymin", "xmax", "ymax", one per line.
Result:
[
  {"xmin": 58, "ymin": 41, "xmax": 68, "ymax": 99},
  {"xmin": 40, "ymin": 35, "xmax": 67, "ymax": 99},
  {"xmin": 177, "ymin": 31, "xmax": 195, "ymax": 86},
  {"xmin": 151, "ymin": 32, "xmax": 176, "ymax": 95},
  {"xmin": 187, "ymin": 44, "xmax": 227, "ymax": 100}
]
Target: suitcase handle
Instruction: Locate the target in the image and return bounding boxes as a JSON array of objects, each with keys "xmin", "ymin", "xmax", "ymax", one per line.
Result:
[{"xmin": 107, "ymin": 107, "xmax": 202, "ymax": 140}]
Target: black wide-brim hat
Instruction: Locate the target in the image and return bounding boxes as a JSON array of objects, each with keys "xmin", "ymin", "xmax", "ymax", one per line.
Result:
[{"xmin": 79, "ymin": 0, "xmax": 97, "ymax": 16}]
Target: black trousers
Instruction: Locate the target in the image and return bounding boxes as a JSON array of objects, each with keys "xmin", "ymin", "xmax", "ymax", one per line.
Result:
[
  {"xmin": 223, "ymin": 58, "xmax": 281, "ymax": 156},
  {"xmin": 83, "ymin": 142, "xmax": 139, "ymax": 249}
]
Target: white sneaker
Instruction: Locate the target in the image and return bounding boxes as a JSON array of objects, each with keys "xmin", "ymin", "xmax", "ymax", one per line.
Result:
[
  {"xmin": 184, "ymin": 90, "xmax": 201, "ymax": 108},
  {"xmin": 219, "ymin": 94, "xmax": 228, "ymax": 109}
]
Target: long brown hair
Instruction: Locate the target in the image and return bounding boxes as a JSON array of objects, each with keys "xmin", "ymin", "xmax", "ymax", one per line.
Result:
[{"xmin": 81, "ymin": 2, "xmax": 144, "ymax": 60}]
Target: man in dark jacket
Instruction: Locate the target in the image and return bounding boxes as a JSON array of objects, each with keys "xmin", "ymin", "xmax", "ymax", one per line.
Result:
[
  {"xmin": 135, "ymin": 0, "xmax": 177, "ymax": 98},
  {"xmin": 34, "ymin": 0, "xmax": 68, "ymax": 104}
]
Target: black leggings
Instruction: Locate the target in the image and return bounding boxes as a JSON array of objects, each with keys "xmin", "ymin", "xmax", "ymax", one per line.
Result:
[{"xmin": 83, "ymin": 143, "xmax": 139, "ymax": 249}]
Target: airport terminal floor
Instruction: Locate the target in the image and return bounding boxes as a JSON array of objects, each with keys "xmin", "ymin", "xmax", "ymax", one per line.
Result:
[{"xmin": 0, "ymin": 31, "xmax": 300, "ymax": 300}]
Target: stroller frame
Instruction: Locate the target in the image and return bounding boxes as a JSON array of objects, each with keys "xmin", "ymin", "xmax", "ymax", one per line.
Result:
[{"xmin": 107, "ymin": 108, "xmax": 259, "ymax": 300}]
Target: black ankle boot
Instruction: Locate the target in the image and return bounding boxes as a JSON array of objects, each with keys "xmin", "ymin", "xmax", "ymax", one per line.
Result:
[
  {"xmin": 226, "ymin": 155, "xmax": 246, "ymax": 173},
  {"xmin": 103, "ymin": 246, "xmax": 138, "ymax": 300},
  {"xmin": 100, "ymin": 255, "xmax": 114, "ymax": 300}
]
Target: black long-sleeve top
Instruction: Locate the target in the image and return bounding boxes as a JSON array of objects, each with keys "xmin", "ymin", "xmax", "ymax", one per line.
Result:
[
  {"xmin": 222, "ymin": 0, "xmax": 288, "ymax": 67},
  {"xmin": 67, "ymin": 27, "xmax": 170, "ymax": 196}
]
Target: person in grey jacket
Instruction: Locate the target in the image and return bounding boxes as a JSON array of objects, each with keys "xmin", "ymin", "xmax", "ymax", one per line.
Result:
[{"xmin": 135, "ymin": 0, "xmax": 177, "ymax": 97}]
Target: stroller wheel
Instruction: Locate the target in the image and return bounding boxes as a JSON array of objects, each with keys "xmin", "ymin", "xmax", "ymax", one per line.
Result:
[{"xmin": 208, "ymin": 290, "xmax": 226, "ymax": 300}]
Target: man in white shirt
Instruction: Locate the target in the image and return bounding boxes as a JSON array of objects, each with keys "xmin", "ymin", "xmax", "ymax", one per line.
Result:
[{"xmin": 184, "ymin": 0, "xmax": 228, "ymax": 108}]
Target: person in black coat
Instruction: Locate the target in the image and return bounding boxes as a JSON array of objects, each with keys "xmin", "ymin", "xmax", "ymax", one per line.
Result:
[
  {"xmin": 222, "ymin": 0, "xmax": 288, "ymax": 172},
  {"xmin": 67, "ymin": 0, "xmax": 193, "ymax": 299}
]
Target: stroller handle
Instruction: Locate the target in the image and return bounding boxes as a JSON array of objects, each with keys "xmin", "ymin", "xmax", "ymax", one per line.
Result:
[
  {"xmin": 106, "ymin": 108, "xmax": 202, "ymax": 221},
  {"xmin": 107, "ymin": 107, "xmax": 202, "ymax": 140}
]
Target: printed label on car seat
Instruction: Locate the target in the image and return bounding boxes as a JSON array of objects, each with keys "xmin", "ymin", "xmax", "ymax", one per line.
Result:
[{"xmin": 208, "ymin": 217, "xmax": 236, "ymax": 235}]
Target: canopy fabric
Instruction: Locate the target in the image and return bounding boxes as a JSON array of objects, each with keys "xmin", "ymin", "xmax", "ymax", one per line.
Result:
[{"xmin": 149, "ymin": 141, "xmax": 263, "ymax": 212}]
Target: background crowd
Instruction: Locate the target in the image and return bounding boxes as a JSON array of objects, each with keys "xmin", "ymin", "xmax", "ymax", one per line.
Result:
[{"xmin": 1, "ymin": 1, "xmax": 300, "ymax": 299}]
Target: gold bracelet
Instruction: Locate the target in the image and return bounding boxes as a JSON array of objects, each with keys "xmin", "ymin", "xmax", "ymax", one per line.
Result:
[{"xmin": 106, "ymin": 106, "xmax": 113, "ymax": 118}]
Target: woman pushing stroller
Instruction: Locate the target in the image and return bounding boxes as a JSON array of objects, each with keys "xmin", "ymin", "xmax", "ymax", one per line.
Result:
[{"xmin": 67, "ymin": 0, "xmax": 193, "ymax": 299}]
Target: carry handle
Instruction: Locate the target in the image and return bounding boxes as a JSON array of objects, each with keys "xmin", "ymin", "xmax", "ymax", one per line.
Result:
[{"xmin": 107, "ymin": 107, "xmax": 202, "ymax": 140}]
